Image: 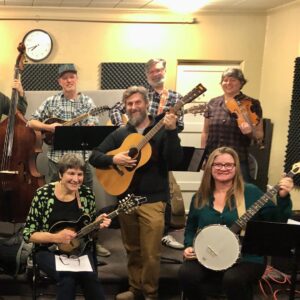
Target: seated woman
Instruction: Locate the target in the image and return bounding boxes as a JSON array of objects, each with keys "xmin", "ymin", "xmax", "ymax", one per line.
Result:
[
  {"xmin": 179, "ymin": 146, "xmax": 294, "ymax": 300},
  {"xmin": 23, "ymin": 153, "xmax": 111, "ymax": 300}
]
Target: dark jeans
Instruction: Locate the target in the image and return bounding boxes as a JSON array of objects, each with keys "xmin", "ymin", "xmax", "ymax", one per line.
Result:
[
  {"xmin": 179, "ymin": 259, "xmax": 266, "ymax": 300},
  {"xmin": 48, "ymin": 159, "xmax": 93, "ymax": 189},
  {"xmin": 36, "ymin": 250, "xmax": 105, "ymax": 300}
]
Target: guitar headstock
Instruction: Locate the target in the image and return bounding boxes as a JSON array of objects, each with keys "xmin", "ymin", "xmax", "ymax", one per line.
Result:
[
  {"xmin": 185, "ymin": 102, "xmax": 207, "ymax": 116},
  {"xmin": 118, "ymin": 194, "xmax": 147, "ymax": 215},
  {"xmin": 90, "ymin": 105, "xmax": 110, "ymax": 116},
  {"xmin": 181, "ymin": 83, "xmax": 207, "ymax": 105}
]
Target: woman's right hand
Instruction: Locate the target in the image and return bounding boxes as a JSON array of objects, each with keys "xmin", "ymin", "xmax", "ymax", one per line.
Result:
[
  {"xmin": 183, "ymin": 246, "xmax": 197, "ymax": 260},
  {"xmin": 54, "ymin": 229, "xmax": 77, "ymax": 244}
]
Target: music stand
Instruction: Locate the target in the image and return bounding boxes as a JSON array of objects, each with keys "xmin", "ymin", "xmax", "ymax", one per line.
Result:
[
  {"xmin": 53, "ymin": 126, "xmax": 117, "ymax": 159},
  {"xmin": 172, "ymin": 147, "xmax": 206, "ymax": 172},
  {"xmin": 242, "ymin": 221, "xmax": 300, "ymax": 300}
]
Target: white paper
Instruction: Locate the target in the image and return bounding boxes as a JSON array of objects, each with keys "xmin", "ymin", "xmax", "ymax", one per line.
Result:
[
  {"xmin": 55, "ymin": 254, "xmax": 93, "ymax": 272},
  {"xmin": 287, "ymin": 218, "xmax": 300, "ymax": 225}
]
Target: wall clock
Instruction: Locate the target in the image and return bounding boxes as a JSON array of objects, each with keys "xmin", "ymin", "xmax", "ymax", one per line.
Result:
[{"xmin": 23, "ymin": 29, "xmax": 53, "ymax": 62}]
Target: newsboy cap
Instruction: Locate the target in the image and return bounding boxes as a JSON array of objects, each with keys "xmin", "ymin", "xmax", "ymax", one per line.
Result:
[{"xmin": 58, "ymin": 64, "xmax": 77, "ymax": 77}]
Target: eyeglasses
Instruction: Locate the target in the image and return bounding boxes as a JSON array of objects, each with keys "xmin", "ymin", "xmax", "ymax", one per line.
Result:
[
  {"xmin": 212, "ymin": 163, "xmax": 236, "ymax": 170},
  {"xmin": 59, "ymin": 254, "xmax": 80, "ymax": 266}
]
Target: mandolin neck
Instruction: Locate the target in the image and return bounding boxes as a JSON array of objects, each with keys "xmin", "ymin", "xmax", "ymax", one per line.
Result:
[
  {"xmin": 63, "ymin": 113, "xmax": 90, "ymax": 126},
  {"xmin": 76, "ymin": 210, "xmax": 118, "ymax": 239}
]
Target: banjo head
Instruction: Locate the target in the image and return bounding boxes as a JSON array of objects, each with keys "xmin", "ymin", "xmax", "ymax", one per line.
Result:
[{"xmin": 194, "ymin": 224, "xmax": 240, "ymax": 271}]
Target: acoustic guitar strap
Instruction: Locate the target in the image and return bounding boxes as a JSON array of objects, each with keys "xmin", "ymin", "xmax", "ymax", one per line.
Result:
[
  {"xmin": 157, "ymin": 89, "xmax": 169, "ymax": 115},
  {"xmin": 236, "ymin": 195, "xmax": 246, "ymax": 236}
]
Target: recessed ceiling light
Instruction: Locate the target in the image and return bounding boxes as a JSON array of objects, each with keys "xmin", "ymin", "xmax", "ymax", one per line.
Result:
[{"xmin": 157, "ymin": 0, "xmax": 210, "ymax": 13}]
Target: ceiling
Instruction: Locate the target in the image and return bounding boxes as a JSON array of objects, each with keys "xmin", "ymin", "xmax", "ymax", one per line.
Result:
[{"xmin": 0, "ymin": 0, "xmax": 296, "ymax": 13}]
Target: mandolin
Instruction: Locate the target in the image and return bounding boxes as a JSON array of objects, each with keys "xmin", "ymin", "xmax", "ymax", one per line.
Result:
[
  {"xmin": 42, "ymin": 105, "xmax": 110, "ymax": 145},
  {"xmin": 95, "ymin": 83, "xmax": 207, "ymax": 196},
  {"xmin": 48, "ymin": 194, "xmax": 147, "ymax": 255}
]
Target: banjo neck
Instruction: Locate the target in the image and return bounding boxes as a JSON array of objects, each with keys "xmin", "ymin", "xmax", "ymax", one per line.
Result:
[{"xmin": 230, "ymin": 169, "xmax": 296, "ymax": 234}]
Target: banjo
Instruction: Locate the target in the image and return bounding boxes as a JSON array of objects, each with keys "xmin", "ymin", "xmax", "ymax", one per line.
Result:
[{"xmin": 194, "ymin": 162, "xmax": 300, "ymax": 271}]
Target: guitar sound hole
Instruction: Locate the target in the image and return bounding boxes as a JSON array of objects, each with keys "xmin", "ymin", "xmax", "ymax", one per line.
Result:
[
  {"xmin": 128, "ymin": 147, "xmax": 138, "ymax": 158},
  {"xmin": 126, "ymin": 148, "xmax": 140, "ymax": 171}
]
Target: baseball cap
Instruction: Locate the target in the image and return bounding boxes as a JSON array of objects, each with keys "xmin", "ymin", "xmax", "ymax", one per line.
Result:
[{"xmin": 58, "ymin": 64, "xmax": 77, "ymax": 77}]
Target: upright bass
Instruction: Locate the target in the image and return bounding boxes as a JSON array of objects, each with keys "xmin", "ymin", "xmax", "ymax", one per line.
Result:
[{"xmin": 0, "ymin": 43, "xmax": 45, "ymax": 223}]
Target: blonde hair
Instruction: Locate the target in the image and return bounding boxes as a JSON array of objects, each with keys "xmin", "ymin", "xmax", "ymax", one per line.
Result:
[{"xmin": 194, "ymin": 147, "xmax": 244, "ymax": 210}]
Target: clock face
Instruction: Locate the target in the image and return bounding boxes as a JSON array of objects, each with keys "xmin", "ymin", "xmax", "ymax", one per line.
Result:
[{"xmin": 23, "ymin": 29, "xmax": 53, "ymax": 62}]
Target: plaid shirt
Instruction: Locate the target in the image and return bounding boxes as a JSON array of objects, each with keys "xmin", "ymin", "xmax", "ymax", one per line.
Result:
[
  {"xmin": 109, "ymin": 87, "xmax": 184, "ymax": 131},
  {"xmin": 30, "ymin": 91, "xmax": 99, "ymax": 163},
  {"xmin": 204, "ymin": 95, "xmax": 262, "ymax": 162}
]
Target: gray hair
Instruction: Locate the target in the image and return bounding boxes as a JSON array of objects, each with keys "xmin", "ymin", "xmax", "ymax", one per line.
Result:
[
  {"xmin": 122, "ymin": 86, "xmax": 149, "ymax": 104},
  {"xmin": 221, "ymin": 68, "xmax": 247, "ymax": 88},
  {"xmin": 144, "ymin": 58, "xmax": 166, "ymax": 75},
  {"xmin": 57, "ymin": 153, "xmax": 85, "ymax": 176}
]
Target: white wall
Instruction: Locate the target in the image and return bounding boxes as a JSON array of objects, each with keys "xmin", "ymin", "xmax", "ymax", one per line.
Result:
[{"xmin": 260, "ymin": 2, "xmax": 300, "ymax": 208}]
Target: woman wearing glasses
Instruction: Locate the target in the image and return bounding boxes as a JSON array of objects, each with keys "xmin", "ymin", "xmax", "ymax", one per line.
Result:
[
  {"xmin": 178, "ymin": 147, "xmax": 293, "ymax": 300},
  {"xmin": 23, "ymin": 153, "xmax": 111, "ymax": 300}
]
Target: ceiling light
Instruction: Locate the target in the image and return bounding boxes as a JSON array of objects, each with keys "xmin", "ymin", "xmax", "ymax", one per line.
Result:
[{"xmin": 157, "ymin": 0, "xmax": 210, "ymax": 13}]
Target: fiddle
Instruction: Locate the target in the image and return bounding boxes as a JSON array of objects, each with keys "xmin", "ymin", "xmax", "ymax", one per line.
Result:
[{"xmin": 225, "ymin": 96, "xmax": 264, "ymax": 148}]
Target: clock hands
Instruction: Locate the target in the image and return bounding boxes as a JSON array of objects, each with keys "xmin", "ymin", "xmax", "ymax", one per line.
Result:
[{"xmin": 28, "ymin": 44, "xmax": 39, "ymax": 51}]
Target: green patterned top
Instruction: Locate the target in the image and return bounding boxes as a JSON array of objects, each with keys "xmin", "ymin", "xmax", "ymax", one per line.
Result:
[{"xmin": 23, "ymin": 183, "xmax": 96, "ymax": 242}]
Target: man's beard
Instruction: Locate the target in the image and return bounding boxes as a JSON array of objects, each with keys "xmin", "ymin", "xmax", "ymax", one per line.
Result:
[
  {"xmin": 127, "ymin": 110, "xmax": 148, "ymax": 127},
  {"xmin": 148, "ymin": 76, "xmax": 165, "ymax": 88}
]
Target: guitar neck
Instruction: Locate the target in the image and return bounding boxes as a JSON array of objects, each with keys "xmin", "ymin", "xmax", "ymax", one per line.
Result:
[
  {"xmin": 76, "ymin": 210, "xmax": 118, "ymax": 239},
  {"xmin": 136, "ymin": 93, "xmax": 199, "ymax": 151},
  {"xmin": 231, "ymin": 170, "xmax": 295, "ymax": 233}
]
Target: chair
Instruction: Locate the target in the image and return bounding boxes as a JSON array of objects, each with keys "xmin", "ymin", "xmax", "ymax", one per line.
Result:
[
  {"xmin": 30, "ymin": 242, "xmax": 99, "ymax": 300},
  {"xmin": 180, "ymin": 278, "xmax": 254, "ymax": 300}
]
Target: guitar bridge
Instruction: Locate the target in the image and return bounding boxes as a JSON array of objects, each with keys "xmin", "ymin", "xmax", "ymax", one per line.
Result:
[{"xmin": 113, "ymin": 164, "xmax": 124, "ymax": 176}]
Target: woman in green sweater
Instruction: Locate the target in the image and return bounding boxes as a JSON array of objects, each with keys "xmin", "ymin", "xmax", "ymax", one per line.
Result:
[{"xmin": 179, "ymin": 146, "xmax": 294, "ymax": 300}]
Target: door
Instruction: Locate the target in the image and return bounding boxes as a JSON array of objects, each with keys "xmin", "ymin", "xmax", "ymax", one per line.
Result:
[{"xmin": 175, "ymin": 62, "xmax": 241, "ymax": 211}]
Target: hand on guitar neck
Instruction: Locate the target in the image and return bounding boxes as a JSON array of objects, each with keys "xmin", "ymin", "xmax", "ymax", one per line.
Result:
[{"xmin": 95, "ymin": 83, "xmax": 207, "ymax": 196}]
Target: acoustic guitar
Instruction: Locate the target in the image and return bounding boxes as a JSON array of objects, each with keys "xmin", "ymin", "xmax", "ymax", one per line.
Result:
[
  {"xmin": 48, "ymin": 194, "xmax": 147, "ymax": 255},
  {"xmin": 95, "ymin": 83, "xmax": 207, "ymax": 196},
  {"xmin": 42, "ymin": 105, "xmax": 110, "ymax": 145}
]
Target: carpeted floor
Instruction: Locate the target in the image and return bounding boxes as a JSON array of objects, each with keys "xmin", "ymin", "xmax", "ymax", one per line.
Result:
[
  {"xmin": 97, "ymin": 227, "xmax": 184, "ymax": 299},
  {"xmin": 0, "ymin": 227, "xmax": 185, "ymax": 300}
]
